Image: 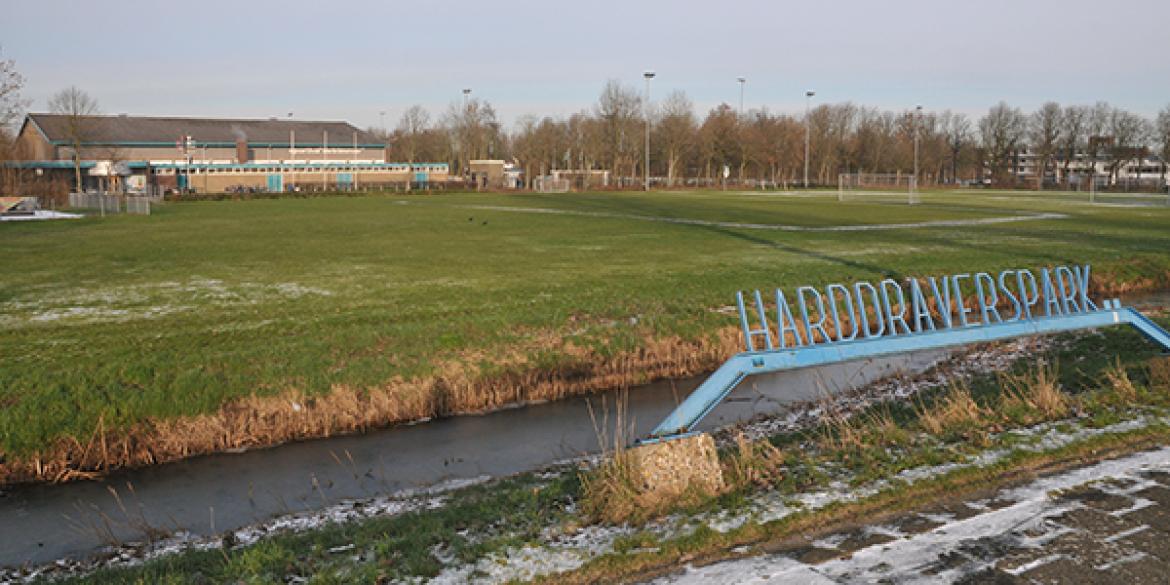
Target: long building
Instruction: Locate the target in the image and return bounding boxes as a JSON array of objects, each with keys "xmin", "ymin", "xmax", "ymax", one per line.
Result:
[
  {"xmin": 1003, "ymin": 147, "xmax": 1167, "ymax": 190},
  {"xmin": 9, "ymin": 114, "xmax": 449, "ymax": 194}
]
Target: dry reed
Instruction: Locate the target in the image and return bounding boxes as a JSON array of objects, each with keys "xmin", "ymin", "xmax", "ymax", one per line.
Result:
[
  {"xmin": 915, "ymin": 382, "xmax": 985, "ymax": 437},
  {"xmin": 1101, "ymin": 358, "xmax": 1139, "ymax": 403},
  {"xmin": 1148, "ymin": 356, "xmax": 1170, "ymax": 393},
  {"xmin": 999, "ymin": 363, "xmax": 1069, "ymax": 422},
  {"xmin": 0, "ymin": 327, "xmax": 743, "ymax": 487},
  {"xmin": 723, "ymin": 433, "xmax": 785, "ymax": 490}
]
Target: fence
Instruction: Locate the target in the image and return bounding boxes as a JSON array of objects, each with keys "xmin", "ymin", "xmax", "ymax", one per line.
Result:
[
  {"xmin": 126, "ymin": 196, "xmax": 152, "ymax": 215},
  {"xmin": 68, "ymin": 193, "xmax": 152, "ymax": 215}
]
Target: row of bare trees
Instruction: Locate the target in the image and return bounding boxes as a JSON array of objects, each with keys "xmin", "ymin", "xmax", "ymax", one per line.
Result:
[
  {"xmin": 380, "ymin": 80, "xmax": 1170, "ymax": 189},
  {"xmin": 3, "ymin": 59, "xmax": 1169, "ymax": 192}
]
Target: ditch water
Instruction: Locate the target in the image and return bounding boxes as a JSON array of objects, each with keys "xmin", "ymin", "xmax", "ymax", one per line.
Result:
[
  {"xmin": 1, "ymin": 291, "xmax": 1166, "ymax": 569},
  {"xmin": 0, "ymin": 352, "xmax": 947, "ymax": 568}
]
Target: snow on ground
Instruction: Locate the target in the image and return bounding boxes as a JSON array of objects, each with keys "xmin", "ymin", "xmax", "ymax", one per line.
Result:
[
  {"xmin": 655, "ymin": 446, "xmax": 1170, "ymax": 584},
  {"xmin": 0, "ymin": 278, "xmax": 333, "ymax": 328},
  {"xmin": 0, "ymin": 211, "xmax": 82, "ymax": 221}
]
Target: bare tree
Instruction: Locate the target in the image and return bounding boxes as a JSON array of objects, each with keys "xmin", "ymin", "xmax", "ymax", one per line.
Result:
[
  {"xmin": 444, "ymin": 98, "xmax": 503, "ymax": 175},
  {"xmin": 1029, "ymin": 102, "xmax": 1062, "ymax": 189},
  {"xmin": 0, "ymin": 49, "xmax": 27, "ymax": 132},
  {"xmin": 941, "ymin": 111, "xmax": 973, "ymax": 184},
  {"xmin": 979, "ymin": 102, "xmax": 1027, "ymax": 185},
  {"xmin": 698, "ymin": 104, "xmax": 740, "ymax": 185},
  {"xmin": 1083, "ymin": 102, "xmax": 1113, "ymax": 187},
  {"xmin": 1058, "ymin": 105, "xmax": 1087, "ymax": 187},
  {"xmin": 654, "ymin": 90, "xmax": 696, "ymax": 186},
  {"xmin": 1106, "ymin": 107, "xmax": 1151, "ymax": 187},
  {"xmin": 393, "ymin": 105, "xmax": 430, "ymax": 163},
  {"xmin": 47, "ymin": 86, "xmax": 99, "ymax": 192},
  {"xmin": 595, "ymin": 80, "xmax": 642, "ymax": 182}
]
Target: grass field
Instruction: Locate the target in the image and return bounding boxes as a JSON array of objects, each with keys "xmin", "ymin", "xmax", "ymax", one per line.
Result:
[{"xmin": 2, "ymin": 189, "xmax": 1169, "ymax": 481}]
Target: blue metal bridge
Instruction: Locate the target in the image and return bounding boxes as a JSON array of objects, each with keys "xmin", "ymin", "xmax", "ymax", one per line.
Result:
[{"xmin": 648, "ymin": 299, "xmax": 1170, "ymax": 442}]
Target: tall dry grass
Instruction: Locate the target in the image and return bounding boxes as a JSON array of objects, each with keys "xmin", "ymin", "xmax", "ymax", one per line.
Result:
[
  {"xmin": 999, "ymin": 363, "xmax": 1069, "ymax": 423},
  {"xmin": 1149, "ymin": 357, "xmax": 1170, "ymax": 393},
  {"xmin": 817, "ymin": 407, "xmax": 907, "ymax": 455},
  {"xmin": 915, "ymin": 382, "xmax": 985, "ymax": 437},
  {"xmin": 723, "ymin": 433, "xmax": 786, "ymax": 490},
  {"xmin": 578, "ymin": 391, "xmax": 644, "ymax": 524},
  {"xmin": 1101, "ymin": 359, "xmax": 1139, "ymax": 403}
]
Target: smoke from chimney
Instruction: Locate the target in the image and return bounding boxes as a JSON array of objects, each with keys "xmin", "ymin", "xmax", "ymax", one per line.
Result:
[{"xmin": 232, "ymin": 124, "xmax": 249, "ymax": 163}]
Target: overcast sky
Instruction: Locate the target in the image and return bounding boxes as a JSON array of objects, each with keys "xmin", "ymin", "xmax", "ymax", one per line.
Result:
[{"xmin": 2, "ymin": 0, "xmax": 1167, "ymax": 130}]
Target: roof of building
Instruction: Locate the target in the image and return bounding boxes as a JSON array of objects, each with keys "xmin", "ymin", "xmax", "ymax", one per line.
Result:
[{"xmin": 23, "ymin": 114, "xmax": 384, "ymax": 147}]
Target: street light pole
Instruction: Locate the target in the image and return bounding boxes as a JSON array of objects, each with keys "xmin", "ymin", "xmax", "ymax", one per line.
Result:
[
  {"xmin": 912, "ymin": 104, "xmax": 921, "ymax": 188},
  {"xmin": 644, "ymin": 71, "xmax": 655, "ymax": 192},
  {"xmin": 912, "ymin": 104, "xmax": 921, "ymax": 204},
  {"xmin": 736, "ymin": 77, "xmax": 746, "ymax": 118},
  {"xmin": 461, "ymin": 88, "xmax": 472, "ymax": 178},
  {"xmin": 804, "ymin": 90, "xmax": 815, "ymax": 188}
]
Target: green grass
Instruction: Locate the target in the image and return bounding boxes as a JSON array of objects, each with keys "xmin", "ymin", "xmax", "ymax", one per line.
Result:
[{"xmin": 2, "ymin": 189, "xmax": 1169, "ymax": 459}]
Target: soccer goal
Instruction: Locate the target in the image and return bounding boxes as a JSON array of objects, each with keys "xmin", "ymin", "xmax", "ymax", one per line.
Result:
[
  {"xmin": 533, "ymin": 176, "xmax": 571, "ymax": 193},
  {"xmin": 838, "ymin": 173, "xmax": 919, "ymax": 204}
]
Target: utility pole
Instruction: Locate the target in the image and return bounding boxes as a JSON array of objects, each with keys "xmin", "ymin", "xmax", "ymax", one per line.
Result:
[
  {"xmin": 804, "ymin": 90, "xmax": 815, "ymax": 188},
  {"xmin": 644, "ymin": 71, "xmax": 655, "ymax": 191}
]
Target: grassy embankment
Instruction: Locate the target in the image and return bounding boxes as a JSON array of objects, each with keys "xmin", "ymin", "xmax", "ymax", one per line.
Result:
[
  {"xmin": 1, "ymin": 189, "xmax": 1169, "ymax": 482},
  {"xmin": 44, "ymin": 320, "xmax": 1170, "ymax": 583}
]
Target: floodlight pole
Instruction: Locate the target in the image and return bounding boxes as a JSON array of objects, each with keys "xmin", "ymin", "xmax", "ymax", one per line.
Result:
[
  {"xmin": 644, "ymin": 71, "xmax": 655, "ymax": 192},
  {"xmin": 804, "ymin": 90, "xmax": 815, "ymax": 189},
  {"xmin": 913, "ymin": 105, "xmax": 922, "ymax": 185},
  {"xmin": 462, "ymin": 88, "xmax": 472, "ymax": 178},
  {"xmin": 913, "ymin": 104, "xmax": 923, "ymax": 204},
  {"xmin": 737, "ymin": 77, "xmax": 746, "ymax": 118}
]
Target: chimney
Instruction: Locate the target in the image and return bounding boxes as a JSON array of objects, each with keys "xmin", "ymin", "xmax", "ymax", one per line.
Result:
[{"xmin": 236, "ymin": 138, "xmax": 249, "ymax": 164}]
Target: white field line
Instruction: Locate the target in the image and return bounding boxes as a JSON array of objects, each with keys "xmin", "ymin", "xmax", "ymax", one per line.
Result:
[
  {"xmin": 982, "ymin": 195, "xmax": 1170, "ymax": 209},
  {"xmin": 954, "ymin": 189, "xmax": 1170, "ymax": 199},
  {"xmin": 451, "ymin": 203, "xmax": 1067, "ymax": 232}
]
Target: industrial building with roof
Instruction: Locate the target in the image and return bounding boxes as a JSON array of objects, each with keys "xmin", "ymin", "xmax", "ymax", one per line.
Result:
[{"xmin": 9, "ymin": 114, "xmax": 449, "ymax": 194}]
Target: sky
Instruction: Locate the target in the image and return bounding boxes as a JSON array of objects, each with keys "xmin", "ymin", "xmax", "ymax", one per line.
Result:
[{"xmin": 2, "ymin": 0, "xmax": 1167, "ymax": 131}]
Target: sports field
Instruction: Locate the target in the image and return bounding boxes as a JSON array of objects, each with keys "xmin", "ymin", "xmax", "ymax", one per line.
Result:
[{"xmin": 1, "ymin": 189, "xmax": 1168, "ymax": 481}]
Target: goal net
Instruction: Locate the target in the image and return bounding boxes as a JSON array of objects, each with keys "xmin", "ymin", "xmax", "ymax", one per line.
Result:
[
  {"xmin": 838, "ymin": 173, "xmax": 919, "ymax": 204},
  {"xmin": 533, "ymin": 176, "xmax": 571, "ymax": 193}
]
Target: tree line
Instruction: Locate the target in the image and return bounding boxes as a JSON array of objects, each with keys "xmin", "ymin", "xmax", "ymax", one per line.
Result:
[{"xmin": 379, "ymin": 80, "xmax": 1170, "ymax": 189}]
